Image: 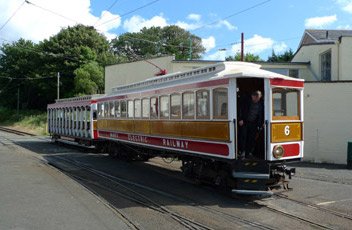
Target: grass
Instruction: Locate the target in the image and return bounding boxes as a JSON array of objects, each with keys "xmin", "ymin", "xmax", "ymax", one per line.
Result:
[{"xmin": 0, "ymin": 107, "xmax": 47, "ymax": 135}]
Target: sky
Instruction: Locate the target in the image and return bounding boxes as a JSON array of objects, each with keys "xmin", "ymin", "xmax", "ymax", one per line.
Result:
[{"xmin": 1, "ymin": 0, "xmax": 352, "ymax": 60}]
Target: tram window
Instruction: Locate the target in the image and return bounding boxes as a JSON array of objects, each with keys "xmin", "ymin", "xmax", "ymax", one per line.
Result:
[
  {"xmin": 127, "ymin": 100, "xmax": 134, "ymax": 118},
  {"xmin": 104, "ymin": 102, "xmax": 109, "ymax": 117},
  {"xmin": 134, "ymin": 99, "xmax": 141, "ymax": 118},
  {"xmin": 109, "ymin": 101, "xmax": 115, "ymax": 118},
  {"xmin": 170, "ymin": 94, "xmax": 181, "ymax": 119},
  {"xmin": 196, "ymin": 90, "xmax": 210, "ymax": 119},
  {"xmin": 121, "ymin": 100, "xmax": 127, "ymax": 118},
  {"xmin": 97, "ymin": 103, "xmax": 102, "ymax": 118},
  {"xmin": 182, "ymin": 92, "xmax": 195, "ymax": 119},
  {"xmin": 115, "ymin": 101, "xmax": 120, "ymax": 118},
  {"xmin": 142, "ymin": 98, "xmax": 150, "ymax": 118},
  {"xmin": 213, "ymin": 88, "xmax": 228, "ymax": 119},
  {"xmin": 150, "ymin": 97, "xmax": 158, "ymax": 119},
  {"xmin": 272, "ymin": 88, "xmax": 300, "ymax": 120},
  {"xmin": 160, "ymin": 95, "xmax": 169, "ymax": 119}
]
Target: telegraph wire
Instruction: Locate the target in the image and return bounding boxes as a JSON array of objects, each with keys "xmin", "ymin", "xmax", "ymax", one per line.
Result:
[
  {"xmin": 25, "ymin": 0, "xmax": 77, "ymax": 23},
  {"xmin": 0, "ymin": 1, "xmax": 26, "ymax": 32},
  {"xmin": 192, "ymin": 0, "xmax": 272, "ymax": 32},
  {"xmin": 95, "ymin": 0, "xmax": 161, "ymax": 27},
  {"xmin": 94, "ymin": 0, "xmax": 120, "ymax": 26}
]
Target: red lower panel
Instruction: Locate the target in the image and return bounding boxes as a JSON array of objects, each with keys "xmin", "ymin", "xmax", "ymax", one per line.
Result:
[
  {"xmin": 98, "ymin": 131, "xmax": 229, "ymax": 156},
  {"xmin": 282, "ymin": 143, "xmax": 300, "ymax": 157}
]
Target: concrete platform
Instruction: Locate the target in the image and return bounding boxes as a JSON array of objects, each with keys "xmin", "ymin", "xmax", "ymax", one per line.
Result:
[{"xmin": 0, "ymin": 135, "xmax": 131, "ymax": 230}]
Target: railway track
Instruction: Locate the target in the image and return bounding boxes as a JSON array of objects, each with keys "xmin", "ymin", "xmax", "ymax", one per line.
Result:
[
  {"xmin": 0, "ymin": 126, "xmax": 36, "ymax": 136},
  {"xmin": 274, "ymin": 193, "xmax": 352, "ymax": 221},
  {"xmin": 48, "ymin": 155, "xmax": 215, "ymax": 230},
  {"xmin": 47, "ymin": 155, "xmax": 279, "ymax": 230}
]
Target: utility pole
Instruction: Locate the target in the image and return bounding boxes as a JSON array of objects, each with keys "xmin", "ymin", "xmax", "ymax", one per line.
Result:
[
  {"xmin": 189, "ymin": 35, "xmax": 192, "ymax": 60},
  {"xmin": 16, "ymin": 86, "xmax": 19, "ymax": 117},
  {"xmin": 57, "ymin": 72, "xmax": 60, "ymax": 100},
  {"xmin": 241, "ymin": 32, "xmax": 244, "ymax": 61}
]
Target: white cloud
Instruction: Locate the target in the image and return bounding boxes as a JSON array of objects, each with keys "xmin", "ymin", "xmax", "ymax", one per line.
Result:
[
  {"xmin": 215, "ymin": 20, "xmax": 237, "ymax": 31},
  {"xmin": 335, "ymin": 0, "xmax": 352, "ymax": 13},
  {"xmin": 273, "ymin": 42, "xmax": 288, "ymax": 54},
  {"xmin": 175, "ymin": 21, "xmax": 200, "ymax": 31},
  {"xmin": 304, "ymin": 15, "xmax": 337, "ymax": 28},
  {"xmin": 123, "ymin": 15, "xmax": 168, "ymax": 32},
  {"xmin": 232, "ymin": 34, "xmax": 274, "ymax": 54},
  {"xmin": 0, "ymin": 0, "xmax": 120, "ymax": 42},
  {"xmin": 187, "ymin": 14, "xmax": 201, "ymax": 21},
  {"xmin": 202, "ymin": 36, "xmax": 216, "ymax": 52},
  {"xmin": 337, "ymin": 24, "xmax": 352, "ymax": 29}
]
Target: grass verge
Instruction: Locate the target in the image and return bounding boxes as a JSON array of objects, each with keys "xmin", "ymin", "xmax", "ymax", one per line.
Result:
[{"xmin": 0, "ymin": 107, "xmax": 47, "ymax": 135}]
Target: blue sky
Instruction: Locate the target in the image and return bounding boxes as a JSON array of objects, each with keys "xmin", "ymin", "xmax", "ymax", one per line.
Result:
[{"xmin": 1, "ymin": 0, "xmax": 352, "ymax": 60}]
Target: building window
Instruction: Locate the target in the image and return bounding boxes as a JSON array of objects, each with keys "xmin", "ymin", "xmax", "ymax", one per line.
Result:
[
  {"xmin": 159, "ymin": 95, "xmax": 169, "ymax": 119},
  {"xmin": 321, "ymin": 50, "xmax": 331, "ymax": 81},
  {"xmin": 182, "ymin": 92, "xmax": 195, "ymax": 119},
  {"xmin": 289, "ymin": 69, "xmax": 299, "ymax": 78},
  {"xmin": 170, "ymin": 94, "xmax": 181, "ymax": 119},
  {"xmin": 213, "ymin": 88, "xmax": 228, "ymax": 119},
  {"xmin": 196, "ymin": 90, "xmax": 210, "ymax": 119}
]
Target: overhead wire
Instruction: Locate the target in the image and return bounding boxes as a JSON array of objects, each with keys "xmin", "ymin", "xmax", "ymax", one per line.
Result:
[
  {"xmin": 95, "ymin": 0, "xmax": 161, "ymax": 27},
  {"xmin": 0, "ymin": 0, "xmax": 26, "ymax": 32}
]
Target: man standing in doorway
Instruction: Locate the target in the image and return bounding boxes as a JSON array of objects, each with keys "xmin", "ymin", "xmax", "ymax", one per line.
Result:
[{"xmin": 238, "ymin": 90, "xmax": 264, "ymax": 159}]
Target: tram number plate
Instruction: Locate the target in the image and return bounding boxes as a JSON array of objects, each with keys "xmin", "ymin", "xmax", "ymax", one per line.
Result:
[{"xmin": 271, "ymin": 122, "xmax": 302, "ymax": 143}]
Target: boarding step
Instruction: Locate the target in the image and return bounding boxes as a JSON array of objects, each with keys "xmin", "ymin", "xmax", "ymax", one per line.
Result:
[
  {"xmin": 232, "ymin": 189, "xmax": 273, "ymax": 196},
  {"xmin": 232, "ymin": 171, "xmax": 270, "ymax": 179},
  {"xmin": 234, "ymin": 160, "xmax": 269, "ymax": 174}
]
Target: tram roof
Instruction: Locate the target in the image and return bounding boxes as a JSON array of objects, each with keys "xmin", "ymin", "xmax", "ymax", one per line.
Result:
[
  {"xmin": 109, "ymin": 61, "xmax": 303, "ymax": 96},
  {"xmin": 47, "ymin": 94, "xmax": 104, "ymax": 109}
]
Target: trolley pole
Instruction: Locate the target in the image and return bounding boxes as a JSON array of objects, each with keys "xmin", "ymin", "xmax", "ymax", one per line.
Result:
[
  {"xmin": 57, "ymin": 72, "xmax": 60, "ymax": 100},
  {"xmin": 241, "ymin": 32, "xmax": 244, "ymax": 61}
]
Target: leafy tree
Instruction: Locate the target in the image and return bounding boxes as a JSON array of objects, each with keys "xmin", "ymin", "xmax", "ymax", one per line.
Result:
[
  {"xmin": 39, "ymin": 24, "xmax": 117, "ymax": 99},
  {"xmin": 74, "ymin": 61, "xmax": 104, "ymax": 95},
  {"xmin": 267, "ymin": 49, "xmax": 294, "ymax": 62},
  {"xmin": 111, "ymin": 25, "xmax": 206, "ymax": 61},
  {"xmin": 0, "ymin": 39, "xmax": 44, "ymax": 109},
  {"xmin": 225, "ymin": 52, "xmax": 263, "ymax": 62}
]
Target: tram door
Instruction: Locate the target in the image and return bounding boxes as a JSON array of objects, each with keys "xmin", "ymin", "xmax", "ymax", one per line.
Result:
[{"xmin": 236, "ymin": 78, "xmax": 265, "ymax": 159}]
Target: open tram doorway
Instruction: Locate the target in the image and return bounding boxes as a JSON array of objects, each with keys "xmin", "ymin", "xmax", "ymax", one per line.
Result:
[{"xmin": 236, "ymin": 78, "xmax": 265, "ymax": 160}]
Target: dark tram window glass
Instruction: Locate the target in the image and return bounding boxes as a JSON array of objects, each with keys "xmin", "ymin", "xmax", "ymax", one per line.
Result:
[
  {"xmin": 272, "ymin": 88, "xmax": 300, "ymax": 120},
  {"xmin": 159, "ymin": 95, "xmax": 169, "ymax": 119},
  {"xmin": 213, "ymin": 88, "xmax": 228, "ymax": 119},
  {"xmin": 196, "ymin": 90, "xmax": 210, "ymax": 119},
  {"xmin": 182, "ymin": 92, "xmax": 195, "ymax": 119},
  {"xmin": 120, "ymin": 101, "xmax": 127, "ymax": 118},
  {"xmin": 150, "ymin": 97, "xmax": 158, "ymax": 119},
  {"xmin": 170, "ymin": 94, "xmax": 181, "ymax": 119}
]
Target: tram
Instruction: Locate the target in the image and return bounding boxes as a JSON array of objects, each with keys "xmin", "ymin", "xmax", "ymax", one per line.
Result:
[{"xmin": 94, "ymin": 62, "xmax": 304, "ymax": 194}]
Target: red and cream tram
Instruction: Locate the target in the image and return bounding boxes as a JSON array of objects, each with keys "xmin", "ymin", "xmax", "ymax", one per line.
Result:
[{"xmin": 94, "ymin": 62, "xmax": 304, "ymax": 194}]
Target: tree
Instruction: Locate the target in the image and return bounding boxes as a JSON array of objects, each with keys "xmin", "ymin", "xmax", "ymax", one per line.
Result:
[
  {"xmin": 39, "ymin": 24, "xmax": 117, "ymax": 99},
  {"xmin": 225, "ymin": 52, "xmax": 263, "ymax": 62},
  {"xmin": 267, "ymin": 49, "xmax": 294, "ymax": 62},
  {"xmin": 0, "ymin": 39, "xmax": 44, "ymax": 109},
  {"xmin": 74, "ymin": 61, "xmax": 104, "ymax": 95},
  {"xmin": 111, "ymin": 25, "xmax": 206, "ymax": 61}
]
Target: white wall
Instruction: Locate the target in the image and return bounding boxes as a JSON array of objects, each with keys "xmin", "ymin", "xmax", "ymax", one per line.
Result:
[
  {"xmin": 339, "ymin": 37, "xmax": 352, "ymax": 81},
  {"xmin": 304, "ymin": 82, "xmax": 352, "ymax": 164},
  {"xmin": 293, "ymin": 44, "xmax": 337, "ymax": 81},
  {"xmin": 105, "ymin": 56, "xmax": 175, "ymax": 94}
]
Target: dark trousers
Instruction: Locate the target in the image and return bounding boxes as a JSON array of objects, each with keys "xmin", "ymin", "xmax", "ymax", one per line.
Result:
[{"xmin": 239, "ymin": 122, "xmax": 257, "ymax": 154}]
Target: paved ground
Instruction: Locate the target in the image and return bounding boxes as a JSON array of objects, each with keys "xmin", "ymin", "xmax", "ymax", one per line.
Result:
[
  {"xmin": 1, "ymin": 131, "xmax": 352, "ymax": 229},
  {"xmin": 0, "ymin": 134, "xmax": 131, "ymax": 230}
]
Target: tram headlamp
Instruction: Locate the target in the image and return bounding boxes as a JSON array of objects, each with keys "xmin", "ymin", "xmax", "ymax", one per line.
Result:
[{"xmin": 273, "ymin": 145, "xmax": 284, "ymax": 159}]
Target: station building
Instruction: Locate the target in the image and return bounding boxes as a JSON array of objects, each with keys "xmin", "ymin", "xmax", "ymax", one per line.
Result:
[{"xmin": 104, "ymin": 29, "xmax": 352, "ymax": 165}]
